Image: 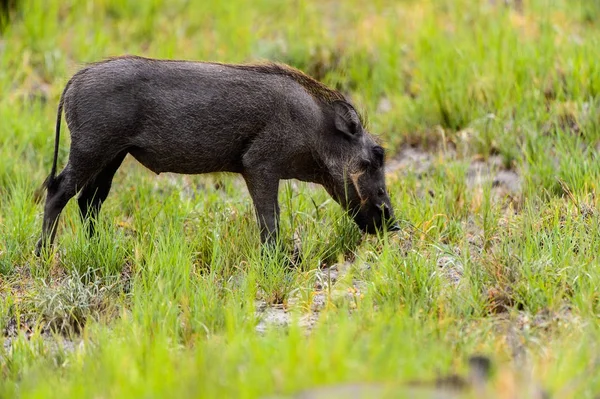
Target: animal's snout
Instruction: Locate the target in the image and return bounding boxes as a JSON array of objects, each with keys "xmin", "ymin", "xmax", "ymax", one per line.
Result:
[
  {"xmin": 387, "ymin": 221, "xmax": 401, "ymax": 231},
  {"xmin": 379, "ymin": 203, "xmax": 400, "ymax": 232}
]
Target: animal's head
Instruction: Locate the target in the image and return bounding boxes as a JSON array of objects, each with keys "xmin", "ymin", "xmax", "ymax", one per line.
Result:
[{"xmin": 321, "ymin": 101, "xmax": 399, "ymax": 234}]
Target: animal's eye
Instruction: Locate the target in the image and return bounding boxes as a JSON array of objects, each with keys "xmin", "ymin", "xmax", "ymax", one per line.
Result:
[
  {"xmin": 360, "ymin": 159, "xmax": 371, "ymax": 170},
  {"xmin": 378, "ymin": 188, "xmax": 386, "ymax": 196}
]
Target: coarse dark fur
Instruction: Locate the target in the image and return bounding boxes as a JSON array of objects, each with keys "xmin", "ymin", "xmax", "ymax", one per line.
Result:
[{"xmin": 36, "ymin": 55, "xmax": 398, "ymax": 255}]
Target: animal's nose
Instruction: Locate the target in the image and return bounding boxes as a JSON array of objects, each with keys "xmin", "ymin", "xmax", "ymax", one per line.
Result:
[
  {"xmin": 379, "ymin": 203, "xmax": 400, "ymax": 231},
  {"xmin": 387, "ymin": 222, "xmax": 401, "ymax": 231}
]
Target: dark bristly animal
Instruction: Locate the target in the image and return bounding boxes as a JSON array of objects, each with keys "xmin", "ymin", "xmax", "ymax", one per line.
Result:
[{"xmin": 36, "ymin": 55, "xmax": 398, "ymax": 255}]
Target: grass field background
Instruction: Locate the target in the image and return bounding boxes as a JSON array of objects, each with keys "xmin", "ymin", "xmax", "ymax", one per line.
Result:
[{"xmin": 1, "ymin": 0, "xmax": 600, "ymax": 397}]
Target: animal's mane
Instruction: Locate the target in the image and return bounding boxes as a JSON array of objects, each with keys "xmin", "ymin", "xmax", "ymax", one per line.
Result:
[
  {"xmin": 223, "ymin": 62, "xmax": 371, "ymax": 127},
  {"xmin": 222, "ymin": 62, "xmax": 347, "ymax": 105}
]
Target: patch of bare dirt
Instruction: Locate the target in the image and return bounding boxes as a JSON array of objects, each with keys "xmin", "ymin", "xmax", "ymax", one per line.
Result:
[
  {"xmin": 3, "ymin": 313, "xmax": 82, "ymax": 356},
  {"xmin": 437, "ymin": 253, "xmax": 464, "ymax": 287},
  {"xmin": 255, "ymin": 261, "xmax": 369, "ymax": 334},
  {"xmin": 388, "ymin": 146, "xmax": 521, "ymax": 200},
  {"xmin": 254, "ymin": 302, "xmax": 319, "ymax": 334},
  {"xmin": 467, "ymin": 155, "xmax": 521, "ymax": 199},
  {"xmin": 385, "ymin": 145, "xmax": 432, "ymax": 176}
]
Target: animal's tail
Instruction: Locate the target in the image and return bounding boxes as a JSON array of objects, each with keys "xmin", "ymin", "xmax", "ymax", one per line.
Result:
[{"xmin": 42, "ymin": 81, "xmax": 72, "ymax": 191}]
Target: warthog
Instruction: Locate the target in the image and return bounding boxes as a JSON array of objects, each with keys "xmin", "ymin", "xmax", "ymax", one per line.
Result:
[{"xmin": 36, "ymin": 56, "xmax": 398, "ymax": 255}]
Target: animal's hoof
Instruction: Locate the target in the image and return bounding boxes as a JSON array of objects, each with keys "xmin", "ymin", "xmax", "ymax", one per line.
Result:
[{"xmin": 34, "ymin": 239, "xmax": 44, "ymax": 257}]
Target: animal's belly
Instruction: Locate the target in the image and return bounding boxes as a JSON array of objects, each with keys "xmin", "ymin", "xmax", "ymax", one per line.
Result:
[{"xmin": 128, "ymin": 146, "xmax": 243, "ymax": 175}]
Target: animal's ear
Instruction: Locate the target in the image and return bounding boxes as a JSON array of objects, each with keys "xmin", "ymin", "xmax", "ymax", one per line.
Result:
[{"xmin": 333, "ymin": 101, "xmax": 361, "ymax": 139}]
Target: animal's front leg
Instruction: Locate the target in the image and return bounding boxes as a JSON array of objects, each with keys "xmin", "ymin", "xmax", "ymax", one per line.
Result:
[{"xmin": 243, "ymin": 171, "xmax": 281, "ymax": 245}]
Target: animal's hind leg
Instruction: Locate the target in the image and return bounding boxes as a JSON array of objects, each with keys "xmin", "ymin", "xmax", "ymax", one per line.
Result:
[
  {"xmin": 36, "ymin": 163, "xmax": 92, "ymax": 256},
  {"xmin": 77, "ymin": 151, "xmax": 127, "ymax": 237}
]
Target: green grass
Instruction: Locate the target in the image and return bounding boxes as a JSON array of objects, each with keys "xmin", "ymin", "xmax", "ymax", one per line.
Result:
[{"xmin": 2, "ymin": 0, "xmax": 600, "ymax": 397}]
